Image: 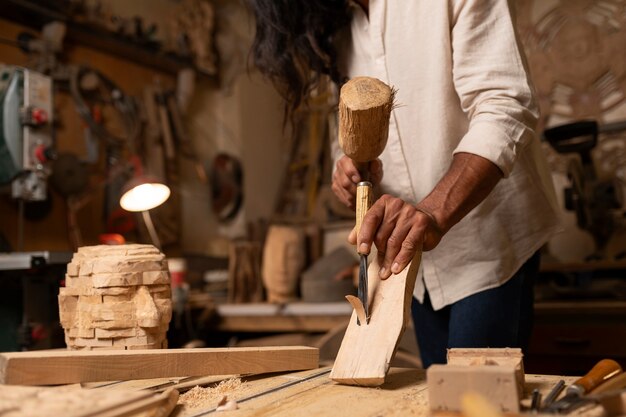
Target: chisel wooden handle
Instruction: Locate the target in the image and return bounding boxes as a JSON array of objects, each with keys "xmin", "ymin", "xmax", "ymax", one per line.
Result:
[
  {"xmin": 590, "ymin": 371, "xmax": 626, "ymax": 395},
  {"xmin": 355, "ymin": 181, "xmax": 373, "ymax": 245},
  {"xmin": 571, "ymin": 359, "xmax": 622, "ymax": 395}
]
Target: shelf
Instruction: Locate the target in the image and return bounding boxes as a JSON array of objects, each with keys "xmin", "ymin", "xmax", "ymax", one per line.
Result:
[{"xmin": 0, "ymin": 0, "xmax": 213, "ymax": 77}]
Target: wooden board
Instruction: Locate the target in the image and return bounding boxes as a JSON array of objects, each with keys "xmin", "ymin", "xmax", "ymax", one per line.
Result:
[
  {"xmin": 330, "ymin": 249, "xmax": 421, "ymax": 386},
  {"xmin": 0, "ymin": 384, "xmax": 177, "ymax": 417},
  {"xmin": 0, "ymin": 346, "xmax": 318, "ymax": 385},
  {"xmin": 169, "ymin": 367, "xmax": 582, "ymax": 417}
]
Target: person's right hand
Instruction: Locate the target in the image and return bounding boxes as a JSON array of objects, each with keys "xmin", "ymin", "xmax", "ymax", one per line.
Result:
[{"xmin": 331, "ymin": 156, "xmax": 383, "ymax": 209}]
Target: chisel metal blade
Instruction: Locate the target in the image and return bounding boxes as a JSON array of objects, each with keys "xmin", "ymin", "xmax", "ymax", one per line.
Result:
[{"xmin": 357, "ymin": 253, "xmax": 369, "ymax": 325}]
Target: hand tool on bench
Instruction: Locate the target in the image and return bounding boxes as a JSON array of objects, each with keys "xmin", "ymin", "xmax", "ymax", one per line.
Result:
[
  {"xmin": 544, "ymin": 358, "xmax": 622, "ymax": 413},
  {"xmin": 542, "ymin": 379, "xmax": 565, "ymax": 410},
  {"xmin": 330, "ymin": 77, "xmax": 423, "ymax": 387},
  {"xmin": 336, "ymin": 76, "xmax": 394, "ymax": 325}
]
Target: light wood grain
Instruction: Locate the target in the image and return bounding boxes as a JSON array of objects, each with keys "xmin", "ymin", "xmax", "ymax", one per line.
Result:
[
  {"xmin": 330, "ymin": 249, "xmax": 421, "ymax": 386},
  {"xmin": 428, "ymin": 365, "xmax": 520, "ymax": 413},
  {"xmin": 0, "ymin": 346, "xmax": 319, "ymax": 385},
  {"xmin": 0, "ymin": 385, "xmax": 174, "ymax": 417},
  {"xmin": 338, "ymin": 77, "xmax": 394, "ymax": 163}
]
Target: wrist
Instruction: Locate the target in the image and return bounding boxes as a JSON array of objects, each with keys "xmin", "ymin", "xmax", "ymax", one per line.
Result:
[{"xmin": 415, "ymin": 201, "xmax": 447, "ymax": 235}]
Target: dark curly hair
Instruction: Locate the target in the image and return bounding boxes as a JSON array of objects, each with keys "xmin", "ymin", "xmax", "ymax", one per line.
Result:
[{"xmin": 247, "ymin": 0, "xmax": 351, "ymax": 121}]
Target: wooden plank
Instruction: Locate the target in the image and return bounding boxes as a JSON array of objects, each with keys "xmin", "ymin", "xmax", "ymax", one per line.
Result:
[
  {"xmin": 330, "ymin": 250, "xmax": 420, "ymax": 386},
  {"xmin": 0, "ymin": 346, "xmax": 318, "ymax": 386},
  {"xmin": 198, "ymin": 367, "xmax": 429, "ymax": 417}
]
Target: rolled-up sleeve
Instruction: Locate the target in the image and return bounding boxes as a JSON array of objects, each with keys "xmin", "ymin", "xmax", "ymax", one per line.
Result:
[{"xmin": 451, "ymin": 0, "xmax": 539, "ymax": 177}]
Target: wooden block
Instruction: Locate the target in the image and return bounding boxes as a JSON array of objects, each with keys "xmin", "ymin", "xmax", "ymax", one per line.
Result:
[
  {"xmin": 447, "ymin": 348, "xmax": 525, "ymax": 395},
  {"xmin": 155, "ymin": 299, "xmax": 173, "ymax": 324},
  {"xmin": 330, "ymin": 249, "xmax": 420, "ymax": 386},
  {"xmin": 103, "ymin": 293, "xmax": 134, "ymax": 303},
  {"xmin": 58, "ymin": 294, "xmax": 77, "ymax": 328},
  {"xmin": 126, "ymin": 344, "xmax": 160, "ymax": 350},
  {"xmin": 91, "ymin": 316, "xmax": 137, "ymax": 330},
  {"xmin": 136, "ymin": 325, "xmax": 169, "ymax": 337},
  {"xmin": 66, "ymin": 261, "xmax": 79, "ymax": 276},
  {"xmin": 71, "ymin": 337, "xmax": 114, "ymax": 348},
  {"xmin": 79, "ymin": 295, "xmax": 103, "ymax": 304},
  {"xmin": 427, "ymin": 364, "xmax": 520, "ymax": 413},
  {"xmin": 152, "ymin": 289, "xmax": 172, "ymax": 300},
  {"xmin": 0, "ymin": 346, "xmax": 319, "ymax": 385},
  {"xmin": 78, "ymin": 257, "xmax": 167, "ymax": 275},
  {"xmin": 76, "ymin": 244, "xmax": 160, "ymax": 258},
  {"xmin": 65, "ymin": 276, "xmax": 91, "ymax": 289},
  {"xmin": 148, "ymin": 284, "xmax": 171, "ymax": 293},
  {"xmin": 90, "ymin": 345, "xmax": 127, "ymax": 350},
  {"xmin": 95, "ymin": 328, "xmax": 136, "ymax": 338},
  {"xmin": 93, "ymin": 287, "xmax": 134, "ymax": 296},
  {"xmin": 90, "ymin": 301, "xmax": 135, "ymax": 321},
  {"xmin": 92, "ymin": 272, "xmax": 144, "ymax": 288},
  {"xmin": 58, "ymin": 285, "xmax": 81, "ymax": 296},
  {"xmin": 90, "ymin": 271, "xmax": 170, "ymax": 288},
  {"xmin": 112, "ymin": 333, "xmax": 162, "ymax": 347},
  {"xmin": 143, "ymin": 270, "xmax": 171, "ymax": 285}
]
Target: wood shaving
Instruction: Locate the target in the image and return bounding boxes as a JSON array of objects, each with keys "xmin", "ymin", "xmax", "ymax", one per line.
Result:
[
  {"xmin": 216, "ymin": 396, "xmax": 238, "ymax": 411},
  {"xmin": 179, "ymin": 377, "xmax": 243, "ymax": 409}
]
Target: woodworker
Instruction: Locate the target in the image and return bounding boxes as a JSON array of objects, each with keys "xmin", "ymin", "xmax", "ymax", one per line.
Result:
[{"xmin": 248, "ymin": 0, "xmax": 561, "ymax": 367}]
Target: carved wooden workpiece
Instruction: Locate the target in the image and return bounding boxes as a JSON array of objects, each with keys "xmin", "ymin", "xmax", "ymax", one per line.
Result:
[
  {"xmin": 58, "ymin": 244, "xmax": 172, "ymax": 350},
  {"xmin": 332, "ymin": 76, "xmax": 413, "ymax": 386},
  {"xmin": 330, "ymin": 249, "xmax": 421, "ymax": 386}
]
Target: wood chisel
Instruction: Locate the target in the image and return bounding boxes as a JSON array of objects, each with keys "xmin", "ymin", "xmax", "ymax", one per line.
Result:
[
  {"xmin": 355, "ymin": 177, "xmax": 373, "ymax": 323},
  {"xmin": 544, "ymin": 358, "xmax": 622, "ymax": 413},
  {"xmin": 337, "ymin": 76, "xmax": 394, "ymax": 325}
]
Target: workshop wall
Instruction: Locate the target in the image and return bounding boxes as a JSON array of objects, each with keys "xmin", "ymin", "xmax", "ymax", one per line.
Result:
[
  {"xmin": 0, "ymin": 0, "xmax": 287, "ymax": 255},
  {"xmin": 0, "ymin": 18, "xmax": 176, "ymax": 252},
  {"xmin": 516, "ymin": 0, "xmax": 626, "ymax": 262}
]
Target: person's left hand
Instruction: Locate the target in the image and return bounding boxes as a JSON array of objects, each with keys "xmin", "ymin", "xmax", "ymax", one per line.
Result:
[{"xmin": 348, "ymin": 194, "xmax": 444, "ymax": 279}]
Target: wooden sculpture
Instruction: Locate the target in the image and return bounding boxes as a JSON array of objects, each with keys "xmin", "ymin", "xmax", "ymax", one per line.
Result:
[{"xmin": 58, "ymin": 244, "xmax": 172, "ymax": 350}]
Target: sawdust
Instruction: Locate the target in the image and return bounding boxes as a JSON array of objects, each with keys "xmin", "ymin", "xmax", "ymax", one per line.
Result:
[{"xmin": 179, "ymin": 377, "xmax": 244, "ymax": 409}]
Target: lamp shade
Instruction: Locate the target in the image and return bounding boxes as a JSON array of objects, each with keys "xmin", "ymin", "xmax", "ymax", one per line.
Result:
[{"xmin": 119, "ymin": 175, "xmax": 170, "ymax": 212}]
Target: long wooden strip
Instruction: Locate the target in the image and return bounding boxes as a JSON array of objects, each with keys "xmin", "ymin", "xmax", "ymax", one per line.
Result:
[{"xmin": 0, "ymin": 346, "xmax": 318, "ymax": 386}]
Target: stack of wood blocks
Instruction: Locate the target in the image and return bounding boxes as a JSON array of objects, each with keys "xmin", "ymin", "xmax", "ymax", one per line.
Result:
[{"xmin": 58, "ymin": 244, "xmax": 173, "ymax": 350}]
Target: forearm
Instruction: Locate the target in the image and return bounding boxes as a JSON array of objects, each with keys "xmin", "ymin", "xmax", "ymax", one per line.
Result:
[{"xmin": 416, "ymin": 152, "xmax": 503, "ymax": 236}]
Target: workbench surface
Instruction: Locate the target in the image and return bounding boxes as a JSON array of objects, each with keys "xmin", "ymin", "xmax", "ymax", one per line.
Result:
[{"xmin": 80, "ymin": 366, "xmax": 582, "ymax": 417}]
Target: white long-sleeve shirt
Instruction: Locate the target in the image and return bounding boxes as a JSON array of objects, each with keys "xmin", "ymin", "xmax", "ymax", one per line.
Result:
[{"xmin": 334, "ymin": 0, "xmax": 561, "ymax": 310}]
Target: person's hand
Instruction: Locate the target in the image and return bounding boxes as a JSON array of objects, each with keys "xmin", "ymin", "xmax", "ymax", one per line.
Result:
[
  {"xmin": 332, "ymin": 156, "xmax": 383, "ymax": 209},
  {"xmin": 348, "ymin": 195, "xmax": 444, "ymax": 279}
]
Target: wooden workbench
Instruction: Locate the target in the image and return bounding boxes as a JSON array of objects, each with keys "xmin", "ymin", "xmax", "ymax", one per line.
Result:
[{"xmin": 77, "ymin": 366, "xmax": 582, "ymax": 417}]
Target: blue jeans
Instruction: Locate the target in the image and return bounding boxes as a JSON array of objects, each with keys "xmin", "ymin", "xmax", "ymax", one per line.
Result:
[{"xmin": 411, "ymin": 252, "xmax": 539, "ymax": 368}]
